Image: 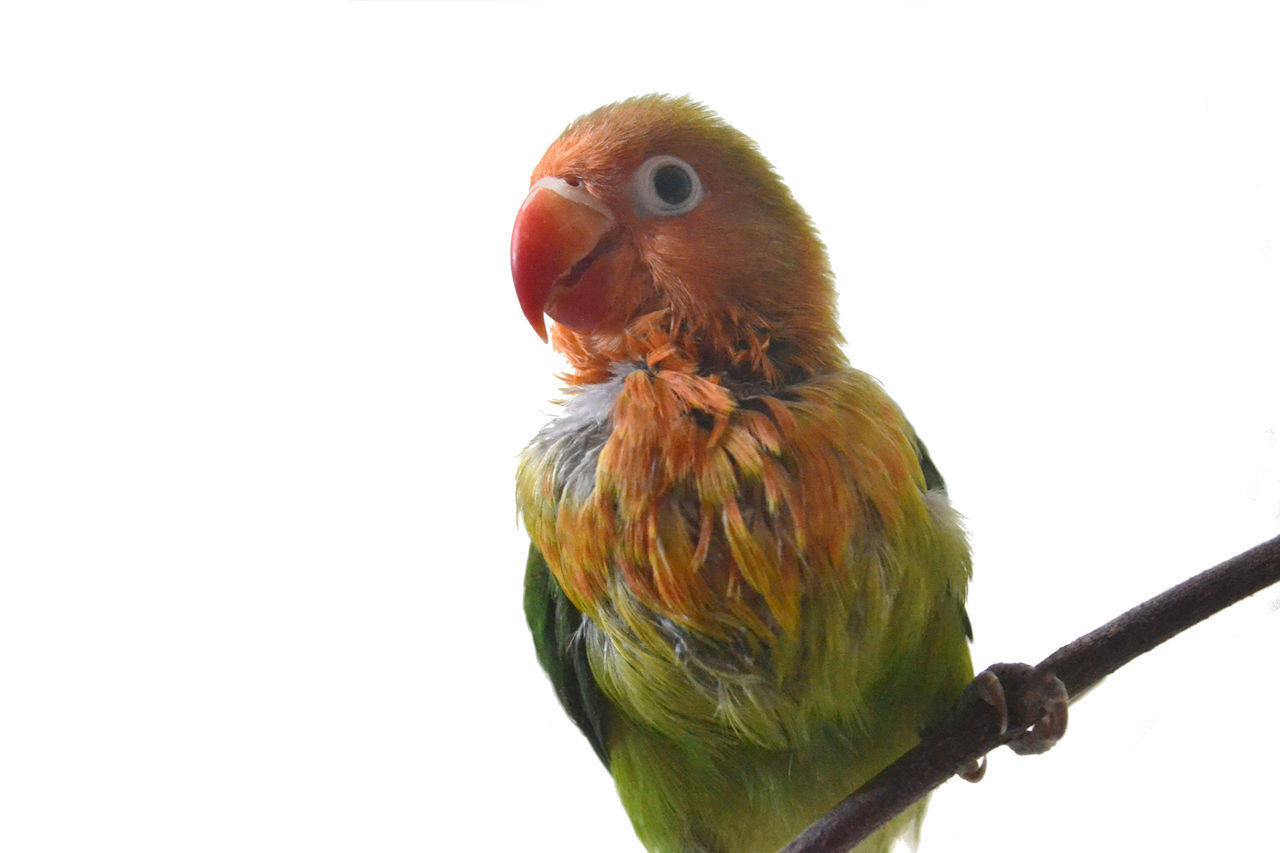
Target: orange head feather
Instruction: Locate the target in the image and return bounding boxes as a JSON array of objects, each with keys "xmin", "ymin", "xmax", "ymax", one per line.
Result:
[{"xmin": 511, "ymin": 95, "xmax": 845, "ymax": 385}]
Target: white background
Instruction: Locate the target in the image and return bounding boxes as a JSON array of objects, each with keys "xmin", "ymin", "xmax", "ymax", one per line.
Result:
[{"xmin": 3, "ymin": 2, "xmax": 1279, "ymax": 851}]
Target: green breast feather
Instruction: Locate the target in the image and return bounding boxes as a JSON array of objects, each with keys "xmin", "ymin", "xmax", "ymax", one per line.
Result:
[{"xmin": 523, "ymin": 416, "xmax": 972, "ymax": 853}]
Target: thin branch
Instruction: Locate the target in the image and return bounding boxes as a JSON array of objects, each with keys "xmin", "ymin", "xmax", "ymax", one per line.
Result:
[{"xmin": 779, "ymin": 533, "xmax": 1280, "ymax": 853}]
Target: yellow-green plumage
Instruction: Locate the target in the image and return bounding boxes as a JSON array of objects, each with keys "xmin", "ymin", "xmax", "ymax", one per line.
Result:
[{"xmin": 515, "ymin": 96, "xmax": 973, "ymax": 852}]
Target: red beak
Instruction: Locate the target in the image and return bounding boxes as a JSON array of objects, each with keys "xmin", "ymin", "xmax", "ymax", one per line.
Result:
[{"xmin": 510, "ymin": 177, "xmax": 615, "ymax": 342}]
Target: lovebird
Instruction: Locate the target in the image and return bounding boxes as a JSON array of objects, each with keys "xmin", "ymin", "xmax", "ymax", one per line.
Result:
[{"xmin": 512, "ymin": 95, "xmax": 974, "ymax": 853}]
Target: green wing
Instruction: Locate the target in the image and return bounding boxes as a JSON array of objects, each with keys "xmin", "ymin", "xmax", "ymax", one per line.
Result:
[
  {"xmin": 524, "ymin": 544, "xmax": 611, "ymax": 766},
  {"xmin": 913, "ymin": 433, "xmax": 947, "ymax": 494},
  {"xmin": 912, "ymin": 431, "xmax": 974, "ymax": 642}
]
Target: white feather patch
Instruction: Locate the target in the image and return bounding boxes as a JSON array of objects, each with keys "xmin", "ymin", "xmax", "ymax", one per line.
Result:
[{"xmin": 528, "ymin": 364, "xmax": 638, "ymax": 501}]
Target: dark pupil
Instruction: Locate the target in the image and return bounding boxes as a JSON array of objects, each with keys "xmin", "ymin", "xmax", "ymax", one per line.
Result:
[{"xmin": 653, "ymin": 164, "xmax": 692, "ymax": 205}]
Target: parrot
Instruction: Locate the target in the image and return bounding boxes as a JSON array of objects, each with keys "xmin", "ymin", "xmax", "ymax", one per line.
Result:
[{"xmin": 512, "ymin": 95, "xmax": 975, "ymax": 853}]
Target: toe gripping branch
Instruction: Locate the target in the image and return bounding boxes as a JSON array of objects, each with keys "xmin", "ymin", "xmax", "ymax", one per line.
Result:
[{"xmin": 957, "ymin": 663, "xmax": 1070, "ymax": 782}]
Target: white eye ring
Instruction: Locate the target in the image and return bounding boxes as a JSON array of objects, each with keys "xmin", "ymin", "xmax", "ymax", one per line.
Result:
[{"xmin": 632, "ymin": 155, "xmax": 704, "ymax": 217}]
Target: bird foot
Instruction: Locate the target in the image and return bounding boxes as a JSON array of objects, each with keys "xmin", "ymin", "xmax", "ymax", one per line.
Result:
[{"xmin": 957, "ymin": 663, "xmax": 1069, "ymax": 782}]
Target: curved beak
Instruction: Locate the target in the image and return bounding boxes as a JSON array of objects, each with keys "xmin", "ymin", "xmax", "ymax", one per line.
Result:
[{"xmin": 510, "ymin": 177, "xmax": 615, "ymax": 342}]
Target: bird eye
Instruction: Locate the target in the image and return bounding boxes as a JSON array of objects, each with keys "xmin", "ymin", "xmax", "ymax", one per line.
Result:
[{"xmin": 632, "ymin": 155, "xmax": 703, "ymax": 216}]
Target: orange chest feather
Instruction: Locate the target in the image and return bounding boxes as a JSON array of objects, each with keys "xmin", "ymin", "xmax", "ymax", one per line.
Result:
[{"xmin": 517, "ymin": 365, "xmax": 930, "ymax": 640}]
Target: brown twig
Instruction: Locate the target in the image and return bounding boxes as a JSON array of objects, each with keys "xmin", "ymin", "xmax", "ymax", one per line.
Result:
[{"xmin": 778, "ymin": 533, "xmax": 1280, "ymax": 853}]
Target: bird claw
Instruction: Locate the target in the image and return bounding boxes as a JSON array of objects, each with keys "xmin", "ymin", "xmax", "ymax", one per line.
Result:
[
  {"xmin": 973, "ymin": 669, "xmax": 1010, "ymax": 735},
  {"xmin": 955, "ymin": 663, "xmax": 1069, "ymax": 781},
  {"xmin": 1006, "ymin": 669, "xmax": 1068, "ymax": 756},
  {"xmin": 957, "ymin": 755, "xmax": 987, "ymax": 783}
]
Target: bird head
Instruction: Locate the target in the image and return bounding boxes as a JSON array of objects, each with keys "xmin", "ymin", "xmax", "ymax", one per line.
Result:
[{"xmin": 511, "ymin": 95, "xmax": 844, "ymax": 383}]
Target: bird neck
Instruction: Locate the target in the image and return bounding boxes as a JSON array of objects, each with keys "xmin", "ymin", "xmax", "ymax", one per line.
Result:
[{"xmin": 552, "ymin": 309, "xmax": 847, "ymax": 389}]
